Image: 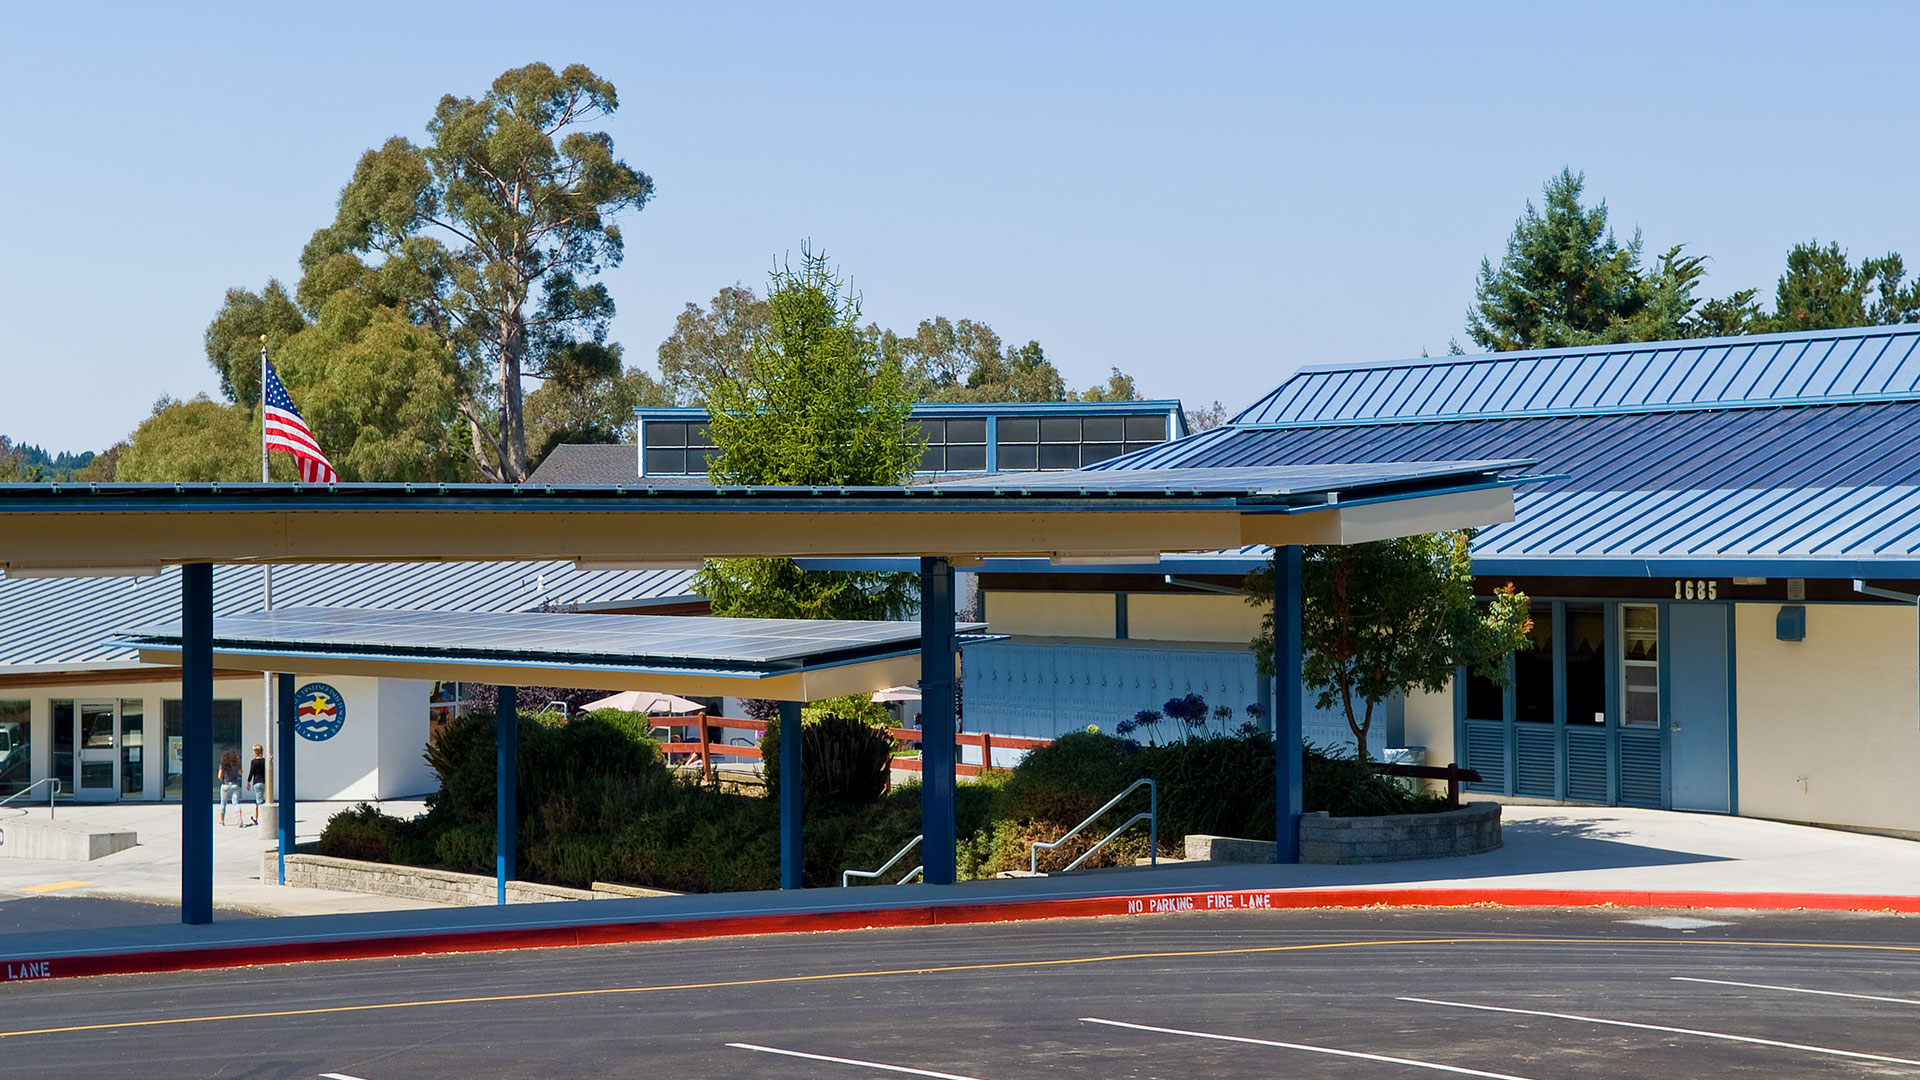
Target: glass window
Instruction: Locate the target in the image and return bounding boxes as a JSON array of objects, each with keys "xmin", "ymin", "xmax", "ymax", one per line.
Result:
[
  {"xmin": 1564, "ymin": 604, "xmax": 1607, "ymax": 725},
  {"xmin": 120, "ymin": 699, "xmax": 144, "ymax": 796},
  {"xmin": 1514, "ymin": 606, "xmax": 1554, "ymax": 722},
  {"xmin": 916, "ymin": 419, "xmax": 944, "ymax": 442},
  {"xmin": 1081, "ymin": 443, "xmax": 1124, "ymax": 465},
  {"xmin": 1038, "ymin": 442, "xmax": 1080, "ymax": 470},
  {"xmin": 1620, "ymin": 604, "xmax": 1660, "ymax": 727},
  {"xmin": 946, "ymin": 444, "xmax": 987, "ymax": 472},
  {"xmin": 997, "ymin": 417, "xmax": 1038, "ymax": 443},
  {"xmin": 1039, "ymin": 417, "xmax": 1081, "ymax": 442},
  {"xmin": 945, "ymin": 419, "xmax": 986, "ymax": 444},
  {"xmin": 687, "ymin": 424, "xmax": 714, "ymax": 448},
  {"xmin": 0, "ymin": 699, "xmax": 29, "ymax": 797},
  {"xmin": 1465, "ymin": 669, "xmax": 1503, "ymax": 723},
  {"xmin": 1082, "ymin": 416, "xmax": 1124, "ymax": 442},
  {"xmin": 642, "ymin": 447, "xmax": 686, "ymax": 475},
  {"xmin": 52, "ymin": 700, "xmax": 73, "ymax": 793},
  {"xmin": 999, "ymin": 444, "xmax": 1037, "ymax": 471},
  {"xmin": 648, "ymin": 422, "xmax": 687, "ymax": 447},
  {"xmin": 163, "ymin": 700, "xmax": 244, "ymax": 801},
  {"xmin": 1124, "ymin": 414, "xmax": 1167, "ymax": 441},
  {"xmin": 919, "ymin": 446, "xmax": 946, "ymax": 472}
]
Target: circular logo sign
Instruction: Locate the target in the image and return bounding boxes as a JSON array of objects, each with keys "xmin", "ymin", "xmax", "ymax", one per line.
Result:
[{"xmin": 293, "ymin": 682, "xmax": 346, "ymax": 742}]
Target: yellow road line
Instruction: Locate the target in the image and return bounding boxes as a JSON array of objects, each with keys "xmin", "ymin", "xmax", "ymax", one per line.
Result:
[
  {"xmin": 4, "ymin": 935, "xmax": 1919, "ymax": 1041},
  {"xmin": 16, "ymin": 881, "xmax": 91, "ymax": 894}
]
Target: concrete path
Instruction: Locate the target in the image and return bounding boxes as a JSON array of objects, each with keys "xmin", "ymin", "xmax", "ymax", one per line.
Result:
[
  {"xmin": 1, "ymin": 799, "xmax": 1916, "ymax": 984},
  {"xmin": 0, "ymin": 799, "xmax": 438, "ymax": 917}
]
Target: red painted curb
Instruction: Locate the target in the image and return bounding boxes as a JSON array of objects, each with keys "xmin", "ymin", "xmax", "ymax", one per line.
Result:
[{"xmin": 5, "ymin": 886, "xmax": 1917, "ymax": 985}]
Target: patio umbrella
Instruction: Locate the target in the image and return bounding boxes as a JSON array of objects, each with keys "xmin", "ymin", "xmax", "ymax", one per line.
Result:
[
  {"xmin": 870, "ymin": 685, "xmax": 922, "ymax": 703},
  {"xmin": 582, "ymin": 690, "xmax": 707, "ymax": 715}
]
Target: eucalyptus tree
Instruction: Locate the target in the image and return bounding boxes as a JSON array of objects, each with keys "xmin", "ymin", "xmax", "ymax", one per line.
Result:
[{"xmin": 297, "ymin": 62, "xmax": 654, "ymax": 482}]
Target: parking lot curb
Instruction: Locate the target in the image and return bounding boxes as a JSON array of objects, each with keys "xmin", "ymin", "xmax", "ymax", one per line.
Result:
[{"xmin": 6, "ymin": 884, "xmax": 1917, "ymax": 984}]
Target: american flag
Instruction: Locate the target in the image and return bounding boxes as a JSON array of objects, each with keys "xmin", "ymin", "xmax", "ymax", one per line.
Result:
[{"xmin": 263, "ymin": 361, "xmax": 338, "ymax": 484}]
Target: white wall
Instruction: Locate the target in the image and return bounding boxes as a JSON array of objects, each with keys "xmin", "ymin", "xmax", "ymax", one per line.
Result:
[
  {"xmin": 375, "ymin": 678, "xmax": 436, "ymax": 798},
  {"xmin": 1735, "ymin": 603, "xmax": 1920, "ymax": 834}
]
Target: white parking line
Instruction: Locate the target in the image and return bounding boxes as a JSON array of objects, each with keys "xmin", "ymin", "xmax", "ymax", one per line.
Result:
[
  {"xmin": 1673, "ymin": 976, "xmax": 1920, "ymax": 1006},
  {"xmin": 1401, "ymin": 996, "xmax": 1920, "ymax": 1068},
  {"xmin": 728, "ymin": 1042, "xmax": 989, "ymax": 1080},
  {"xmin": 1080, "ymin": 1017, "xmax": 1546, "ymax": 1080},
  {"xmin": 319, "ymin": 1073, "xmax": 372, "ymax": 1080}
]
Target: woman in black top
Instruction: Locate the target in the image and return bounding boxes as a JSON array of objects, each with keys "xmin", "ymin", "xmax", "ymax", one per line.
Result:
[{"xmin": 246, "ymin": 745, "xmax": 266, "ymax": 827}]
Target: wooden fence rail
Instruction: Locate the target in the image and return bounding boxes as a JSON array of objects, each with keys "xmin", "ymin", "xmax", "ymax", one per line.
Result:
[{"xmin": 650, "ymin": 713, "xmax": 1052, "ymax": 783}]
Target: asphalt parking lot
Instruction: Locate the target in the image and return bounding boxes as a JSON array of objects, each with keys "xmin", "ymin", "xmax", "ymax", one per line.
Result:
[{"xmin": 3, "ymin": 906, "xmax": 1917, "ymax": 1079}]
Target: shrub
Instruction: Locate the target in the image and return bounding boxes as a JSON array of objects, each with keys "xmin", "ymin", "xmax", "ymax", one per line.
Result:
[
  {"xmin": 1000, "ymin": 730, "xmax": 1137, "ymax": 828},
  {"xmin": 759, "ymin": 707, "xmax": 897, "ymax": 806},
  {"xmin": 316, "ymin": 803, "xmax": 424, "ymax": 863}
]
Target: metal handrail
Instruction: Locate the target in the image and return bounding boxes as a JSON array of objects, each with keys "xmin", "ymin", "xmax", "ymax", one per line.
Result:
[
  {"xmin": 843, "ymin": 834, "xmax": 924, "ymax": 887},
  {"xmin": 1031, "ymin": 778, "xmax": 1157, "ymax": 875},
  {"xmin": 0, "ymin": 778, "xmax": 62, "ymax": 819}
]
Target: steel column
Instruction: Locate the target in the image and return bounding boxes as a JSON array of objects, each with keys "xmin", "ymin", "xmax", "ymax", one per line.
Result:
[
  {"xmin": 180, "ymin": 562, "xmax": 214, "ymax": 924},
  {"xmin": 920, "ymin": 556, "xmax": 957, "ymax": 885},
  {"xmin": 778, "ymin": 699, "xmax": 803, "ymax": 889},
  {"xmin": 496, "ymin": 685, "xmax": 517, "ymax": 905},
  {"xmin": 1274, "ymin": 545, "xmax": 1303, "ymax": 864},
  {"xmin": 275, "ymin": 672, "xmax": 295, "ymax": 886}
]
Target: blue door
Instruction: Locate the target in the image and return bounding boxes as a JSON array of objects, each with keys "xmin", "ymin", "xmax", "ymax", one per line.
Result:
[{"xmin": 1667, "ymin": 603, "xmax": 1732, "ymax": 813}]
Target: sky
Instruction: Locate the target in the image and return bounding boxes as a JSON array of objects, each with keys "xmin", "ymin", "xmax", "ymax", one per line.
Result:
[{"xmin": 4, "ymin": 1, "xmax": 1918, "ymax": 453}]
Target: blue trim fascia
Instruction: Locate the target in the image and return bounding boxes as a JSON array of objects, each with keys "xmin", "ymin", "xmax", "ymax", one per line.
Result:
[
  {"xmin": 1228, "ymin": 390, "xmax": 1920, "ymax": 432},
  {"xmin": 635, "ymin": 400, "xmax": 1188, "ymax": 422},
  {"xmin": 1473, "ymin": 556, "xmax": 1920, "ymax": 578},
  {"xmin": 117, "ymin": 641, "xmax": 930, "ymax": 681}
]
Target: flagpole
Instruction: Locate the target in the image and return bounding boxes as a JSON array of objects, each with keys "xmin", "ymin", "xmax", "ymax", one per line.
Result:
[{"xmin": 259, "ymin": 336, "xmax": 277, "ymax": 843}]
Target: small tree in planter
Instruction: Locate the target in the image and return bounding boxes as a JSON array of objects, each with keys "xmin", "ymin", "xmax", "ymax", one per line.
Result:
[{"xmin": 1245, "ymin": 531, "xmax": 1532, "ymax": 760}]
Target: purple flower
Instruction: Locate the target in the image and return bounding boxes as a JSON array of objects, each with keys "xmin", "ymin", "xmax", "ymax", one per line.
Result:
[
  {"xmin": 1134, "ymin": 709, "xmax": 1163, "ymax": 727},
  {"xmin": 1245, "ymin": 703, "xmax": 1265, "ymax": 720},
  {"xmin": 1115, "ymin": 717, "xmax": 1138, "ymax": 736},
  {"xmin": 1235, "ymin": 722, "xmax": 1258, "ymax": 737}
]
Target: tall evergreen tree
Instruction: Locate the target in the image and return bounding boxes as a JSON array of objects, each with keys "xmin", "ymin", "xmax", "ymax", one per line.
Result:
[
  {"xmin": 1467, "ymin": 169, "xmax": 1650, "ymax": 351},
  {"xmin": 694, "ymin": 248, "xmax": 922, "ymax": 620},
  {"xmin": 1758, "ymin": 241, "xmax": 1920, "ymax": 332}
]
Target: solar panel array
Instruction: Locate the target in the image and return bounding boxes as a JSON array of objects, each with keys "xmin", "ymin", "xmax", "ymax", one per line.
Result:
[{"xmin": 119, "ymin": 607, "xmax": 969, "ymax": 669}]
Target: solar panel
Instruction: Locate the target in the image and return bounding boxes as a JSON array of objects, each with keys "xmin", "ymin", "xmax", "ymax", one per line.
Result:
[
  {"xmin": 117, "ymin": 607, "xmax": 983, "ymax": 670},
  {"xmin": 929, "ymin": 462, "xmax": 1533, "ymax": 495}
]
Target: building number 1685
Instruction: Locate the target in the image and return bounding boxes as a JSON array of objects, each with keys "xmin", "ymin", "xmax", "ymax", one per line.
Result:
[{"xmin": 1673, "ymin": 579, "xmax": 1717, "ymax": 600}]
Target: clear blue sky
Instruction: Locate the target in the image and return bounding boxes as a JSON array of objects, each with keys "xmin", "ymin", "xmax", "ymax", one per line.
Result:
[{"xmin": 5, "ymin": 2, "xmax": 1917, "ymax": 453}]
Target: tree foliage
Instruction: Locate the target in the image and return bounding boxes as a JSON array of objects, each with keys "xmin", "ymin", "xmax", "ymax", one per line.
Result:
[
  {"xmin": 694, "ymin": 248, "xmax": 921, "ymax": 620},
  {"xmin": 1758, "ymin": 240, "xmax": 1920, "ymax": 332},
  {"xmin": 295, "ymin": 62, "xmax": 654, "ymax": 482},
  {"xmin": 1245, "ymin": 533, "xmax": 1532, "ymax": 758},
  {"xmin": 1468, "ymin": 169, "xmax": 1757, "ymax": 350},
  {"xmin": 657, "ymin": 285, "xmax": 770, "ymax": 405},
  {"xmin": 115, "ymin": 395, "xmax": 270, "ymax": 482}
]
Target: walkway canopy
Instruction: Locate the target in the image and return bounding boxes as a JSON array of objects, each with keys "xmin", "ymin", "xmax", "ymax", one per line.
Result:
[
  {"xmin": 112, "ymin": 608, "xmax": 973, "ymax": 702},
  {"xmin": 0, "ymin": 461, "xmax": 1539, "ymax": 924}
]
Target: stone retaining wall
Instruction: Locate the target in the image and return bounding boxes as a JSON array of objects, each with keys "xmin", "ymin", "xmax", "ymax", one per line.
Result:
[
  {"xmin": 1299, "ymin": 801, "xmax": 1501, "ymax": 864},
  {"xmin": 267, "ymin": 852, "xmax": 598, "ymax": 906}
]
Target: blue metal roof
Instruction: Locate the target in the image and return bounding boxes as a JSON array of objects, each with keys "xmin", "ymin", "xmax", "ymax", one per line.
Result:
[
  {"xmin": 1100, "ymin": 400, "xmax": 1920, "ymax": 571},
  {"xmin": 0, "ymin": 561, "xmax": 699, "ymax": 668},
  {"xmin": 1232, "ymin": 325, "xmax": 1920, "ymax": 426}
]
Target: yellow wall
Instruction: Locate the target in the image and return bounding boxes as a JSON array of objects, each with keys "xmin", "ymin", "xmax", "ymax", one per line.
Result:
[
  {"xmin": 1126, "ymin": 593, "xmax": 1265, "ymax": 643},
  {"xmin": 1403, "ymin": 683, "xmax": 1455, "ymax": 766},
  {"xmin": 1735, "ymin": 603, "xmax": 1920, "ymax": 833},
  {"xmin": 983, "ymin": 591, "xmax": 1116, "ymax": 639}
]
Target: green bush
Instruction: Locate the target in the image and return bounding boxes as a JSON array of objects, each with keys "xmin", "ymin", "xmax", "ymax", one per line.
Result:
[{"xmin": 759, "ymin": 707, "xmax": 898, "ymax": 806}]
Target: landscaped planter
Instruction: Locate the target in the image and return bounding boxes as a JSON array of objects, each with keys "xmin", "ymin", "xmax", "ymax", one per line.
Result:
[{"xmin": 1299, "ymin": 801, "xmax": 1501, "ymax": 864}]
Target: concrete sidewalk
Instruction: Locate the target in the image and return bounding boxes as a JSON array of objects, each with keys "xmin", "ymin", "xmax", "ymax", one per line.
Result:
[
  {"xmin": 0, "ymin": 799, "xmax": 439, "ymax": 917},
  {"xmin": 1, "ymin": 800, "xmax": 1916, "ymax": 983}
]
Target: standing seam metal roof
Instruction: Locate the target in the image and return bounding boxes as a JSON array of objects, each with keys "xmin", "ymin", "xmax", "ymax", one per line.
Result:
[
  {"xmin": 0, "ymin": 561, "xmax": 699, "ymax": 668},
  {"xmin": 1232, "ymin": 326, "xmax": 1920, "ymax": 426}
]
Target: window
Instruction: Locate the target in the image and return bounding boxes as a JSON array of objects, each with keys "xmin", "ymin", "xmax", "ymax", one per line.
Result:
[
  {"xmin": 52, "ymin": 700, "xmax": 73, "ymax": 793},
  {"xmin": 1620, "ymin": 605, "xmax": 1659, "ymax": 727},
  {"xmin": 995, "ymin": 412, "xmax": 1167, "ymax": 471},
  {"xmin": 914, "ymin": 419, "xmax": 989, "ymax": 474},
  {"xmin": 430, "ymin": 682, "xmax": 471, "ymax": 739},
  {"xmin": 162, "ymin": 700, "xmax": 243, "ymax": 800},
  {"xmin": 1514, "ymin": 605, "xmax": 1554, "ymax": 723},
  {"xmin": 640, "ymin": 421, "xmax": 715, "ymax": 476},
  {"xmin": 0, "ymin": 700, "xmax": 28, "ymax": 797},
  {"xmin": 1564, "ymin": 604, "xmax": 1607, "ymax": 725},
  {"xmin": 120, "ymin": 699, "xmax": 144, "ymax": 797}
]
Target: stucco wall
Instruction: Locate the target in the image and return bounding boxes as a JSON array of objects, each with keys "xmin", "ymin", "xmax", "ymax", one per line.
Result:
[
  {"xmin": 1402, "ymin": 683, "xmax": 1455, "ymax": 766},
  {"xmin": 375, "ymin": 678, "xmax": 436, "ymax": 798},
  {"xmin": 982, "ymin": 591, "xmax": 1115, "ymax": 638},
  {"xmin": 1126, "ymin": 593, "xmax": 1264, "ymax": 644},
  {"xmin": 1735, "ymin": 603, "xmax": 1920, "ymax": 833}
]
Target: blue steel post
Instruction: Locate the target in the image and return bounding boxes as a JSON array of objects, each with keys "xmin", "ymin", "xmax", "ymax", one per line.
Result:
[
  {"xmin": 1274, "ymin": 546, "xmax": 1304, "ymax": 864},
  {"xmin": 275, "ymin": 672, "xmax": 295, "ymax": 886},
  {"xmin": 920, "ymin": 556, "xmax": 957, "ymax": 885},
  {"xmin": 496, "ymin": 686, "xmax": 517, "ymax": 905},
  {"xmin": 181, "ymin": 563, "xmax": 214, "ymax": 924},
  {"xmin": 778, "ymin": 699, "xmax": 803, "ymax": 889}
]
